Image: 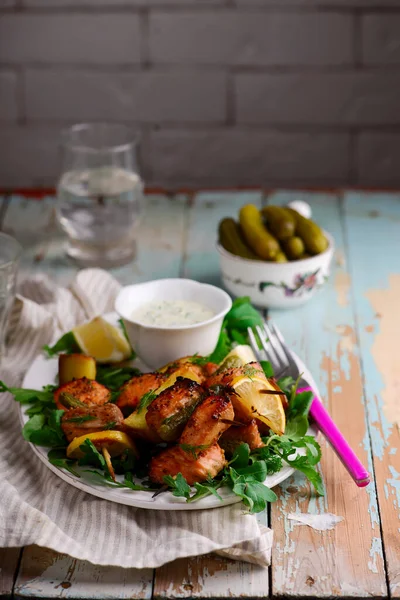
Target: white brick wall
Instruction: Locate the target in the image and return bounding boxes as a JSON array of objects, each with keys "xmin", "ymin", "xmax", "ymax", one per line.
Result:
[{"xmin": 1, "ymin": 2, "xmax": 400, "ymax": 188}]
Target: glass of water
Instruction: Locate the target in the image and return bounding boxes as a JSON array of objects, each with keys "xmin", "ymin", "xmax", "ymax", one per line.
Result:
[
  {"xmin": 0, "ymin": 232, "xmax": 21, "ymax": 359},
  {"xmin": 57, "ymin": 123, "xmax": 144, "ymax": 268}
]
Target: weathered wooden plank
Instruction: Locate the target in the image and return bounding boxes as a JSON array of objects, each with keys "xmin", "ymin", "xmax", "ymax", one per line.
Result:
[
  {"xmin": 344, "ymin": 192, "xmax": 400, "ymax": 598},
  {"xmin": 2, "ymin": 193, "xmax": 189, "ymax": 286},
  {"xmin": 0, "ymin": 547, "xmax": 21, "ymax": 599},
  {"xmin": 14, "ymin": 546, "xmax": 153, "ymax": 599},
  {"xmin": 267, "ymin": 191, "xmax": 387, "ymax": 598},
  {"xmin": 154, "ymin": 190, "xmax": 270, "ymax": 599}
]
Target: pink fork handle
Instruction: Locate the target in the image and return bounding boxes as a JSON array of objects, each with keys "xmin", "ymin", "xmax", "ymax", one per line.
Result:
[{"xmin": 298, "ymin": 386, "xmax": 370, "ymax": 487}]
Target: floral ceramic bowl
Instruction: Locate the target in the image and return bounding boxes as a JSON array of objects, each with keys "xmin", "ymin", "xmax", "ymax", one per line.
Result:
[{"xmin": 217, "ymin": 231, "xmax": 334, "ymax": 309}]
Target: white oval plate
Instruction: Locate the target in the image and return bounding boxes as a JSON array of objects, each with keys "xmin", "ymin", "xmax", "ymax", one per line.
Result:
[{"xmin": 20, "ymin": 338, "xmax": 318, "ymax": 510}]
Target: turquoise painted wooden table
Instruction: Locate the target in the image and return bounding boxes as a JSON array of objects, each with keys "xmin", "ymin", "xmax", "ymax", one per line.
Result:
[{"xmin": 0, "ymin": 190, "xmax": 399, "ymax": 600}]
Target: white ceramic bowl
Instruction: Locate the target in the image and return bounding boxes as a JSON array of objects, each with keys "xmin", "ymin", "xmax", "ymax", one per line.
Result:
[
  {"xmin": 218, "ymin": 231, "xmax": 334, "ymax": 309},
  {"xmin": 115, "ymin": 278, "xmax": 232, "ymax": 369}
]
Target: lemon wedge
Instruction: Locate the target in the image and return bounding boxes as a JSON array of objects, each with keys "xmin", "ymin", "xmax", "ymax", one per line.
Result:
[
  {"xmin": 72, "ymin": 317, "xmax": 132, "ymax": 363},
  {"xmin": 66, "ymin": 431, "xmax": 137, "ymax": 459},
  {"xmin": 218, "ymin": 345, "xmax": 258, "ymax": 370},
  {"xmin": 231, "ymin": 374, "xmax": 286, "ymax": 435}
]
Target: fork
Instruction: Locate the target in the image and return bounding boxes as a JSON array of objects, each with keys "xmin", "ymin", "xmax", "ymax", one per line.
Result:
[{"xmin": 248, "ymin": 322, "xmax": 370, "ymax": 488}]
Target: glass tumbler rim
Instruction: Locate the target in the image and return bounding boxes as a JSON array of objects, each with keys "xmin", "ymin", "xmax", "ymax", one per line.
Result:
[
  {"xmin": 62, "ymin": 123, "xmax": 140, "ymax": 155},
  {"xmin": 0, "ymin": 232, "xmax": 22, "ymax": 268}
]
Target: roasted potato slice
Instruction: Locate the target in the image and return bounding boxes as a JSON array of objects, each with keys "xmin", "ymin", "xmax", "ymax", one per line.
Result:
[{"xmin": 58, "ymin": 353, "xmax": 96, "ymax": 385}]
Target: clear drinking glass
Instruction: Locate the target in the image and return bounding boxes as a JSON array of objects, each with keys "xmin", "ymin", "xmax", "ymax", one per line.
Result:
[
  {"xmin": 0, "ymin": 232, "xmax": 22, "ymax": 359},
  {"xmin": 56, "ymin": 123, "xmax": 145, "ymax": 268}
]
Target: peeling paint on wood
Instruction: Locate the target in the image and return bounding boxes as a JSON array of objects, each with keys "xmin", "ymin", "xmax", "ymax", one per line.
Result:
[
  {"xmin": 268, "ymin": 191, "xmax": 387, "ymax": 598},
  {"xmin": 153, "ymin": 553, "xmax": 268, "ymax": 599},
  {"xmin": 344, "ymin": 192, "xmax": 400, "ymax": 598},
  {"xmin": 366, "ymin": 274, "xmax": 400, "ymax": 427},
  {"xmin": 14, "ymin": 546, "xmax": 153, "ymax": 599},
  {"xmin": 334, "ymin": 272, "xmax": 351, "ymax": 307}
]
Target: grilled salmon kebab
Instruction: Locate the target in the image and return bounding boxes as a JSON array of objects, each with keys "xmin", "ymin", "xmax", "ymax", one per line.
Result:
[
  {"xmin": 52, "ymin": 353, "xmax": 277, "ymax": 487},
  {"xmin": 149, "ymin": 391, "xmax": 234, "ymax": 484}
]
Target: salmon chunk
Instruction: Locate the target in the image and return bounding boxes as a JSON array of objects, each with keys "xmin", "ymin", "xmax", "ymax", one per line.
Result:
[
  {"xmin": 179, "ymin": 393, "xmax": 234, "ymax": 448},
  {"xmin": 61, "ymin": 404, "xmax": 124, "ymax": 443},
  {"xmin": 146, "ymin": 377, "xmax": 205, "ymax": 442},
  {"xmin": 116, "ymin": 372, "xmax": 165, "ymax": 415},
  {"xmin": 220, "ymin": 419, "xmax": 264, "ymax": 455},
  {"xmin": 149, "ymin": 443, "xmax": 226, "ymax": 485},
  {"xmin": 54, "ymin": 378, "xmax": 111, "ymax": 410}
]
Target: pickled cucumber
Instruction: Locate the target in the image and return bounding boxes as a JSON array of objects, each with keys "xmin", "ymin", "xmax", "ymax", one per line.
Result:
[
  {"xmin": 261, "ymin": 206, "xmax": 296, "ymax": 241},
  {"xmin": 287, "ymin": 208, "xmax": 328, "ymax": 255},
  {"xmin": 275, "ymin": 251, "xmax": 288, "ymax": 263},
  {"xmin": 219, "ymin": 218, "xmax": 259, "ymax": 260},
  {"xmin": 239, "ymin": 204, "xmax": 281, "ymax": 260},
  {"xmin": 283, "ymin": 236, "xmax": 305, "ymax": 260}
]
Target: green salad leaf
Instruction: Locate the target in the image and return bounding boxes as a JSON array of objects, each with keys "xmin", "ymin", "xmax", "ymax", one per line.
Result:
[
  {"xmin": 43, "ymin": 332, "xmax": 80, "ymax": 357},
  {"xmin": 201, "ymin": 296, "xmax": 264, "ymax": 365},
  {"xmin": 96, "ymin": 365, "xmax": 141, "ymax": 392},
  {"xmin": 22, "ymin": 409, "xmax": 66, "ymax": 447},
  {"xmin": 163, "ymin": 473, "xmax": 191, "ymax": 499}
]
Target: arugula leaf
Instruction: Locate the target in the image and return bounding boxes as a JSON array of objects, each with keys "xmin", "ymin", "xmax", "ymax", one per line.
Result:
[
  {"xmin": 266, "ymin": 432, "xmax": 324, "ymax": 495},
  {"xmin": 47, "ymin": 449, "xmax": 81, "ymax": 477},
  {"xmin": 118, "ymin": 318, "xmax": 136, "ymax": 360},
  {"xmin": 229, "ymin": 469, "xmax": 277, "ymax": 513},
  {"xmin": 277, "ymin": 376, "xmax": 295, "ymax": 395},
  {"xmin": 96, "ymin": 366, "xmax": 141, "ymax": 391},
  {"xmin": 289, "ymin": 391, "xmax": 313, "ymax": 419},
  {"xmin": 240, "ymin": 480, "xmax": 278, "ymax": 513},
  {"xmin": 206, "ymin": 296, "xmax": 263, "ymax": 364},
  {"xmin": 235, "ymin": 460, "xmax": 268, "ymax": 482},
  {"xmin": 0, "ymin": 381, "xmax": 55, "ymax": 406},
  {"xmin": 43, "ymin": 332, "xmax": 80, "ymax": 357},
  {"xmin": 285, "ymin": 415, "xmax": 309, "ymax": 441},
  {"xmin": 78, "ymin": 439, "xmax": 106, "ymax": 470},
  {"xmin": 230, "ymin": 443, "xmax": 250, "ymax": 469},
  {"xmin": 224, "ymin": 297, "xmax": 263, "ymax": 332},
  {"xmin": 260, "ymin": 360, "xmax": 274, "ymax": 378},
  {"xmin": 206, "ymin": 329, "xmax": 232, "ymax": 365},
  {"xmin": 137, "ymin": 390, "xmax": 157, "ymax": 413},
  {"xmin": 188, "ymin": 480, "xmax": 223, "ymax": 503},
  {"xmin": 22, "ymin": 410, "xmax": 66, "ymax": 447},
  {"xmin": 163, "ymin": 473, "xmax": 191, "ymax": 499},
  {"xmin": 22, "ymin": 414, "xmax": 46, "ymax": 441}
]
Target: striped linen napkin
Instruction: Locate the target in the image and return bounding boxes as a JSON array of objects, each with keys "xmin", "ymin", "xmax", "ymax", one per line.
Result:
[{"xmin": 0, "ymin": 268, "xmax": 273, "ymax": 569}]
